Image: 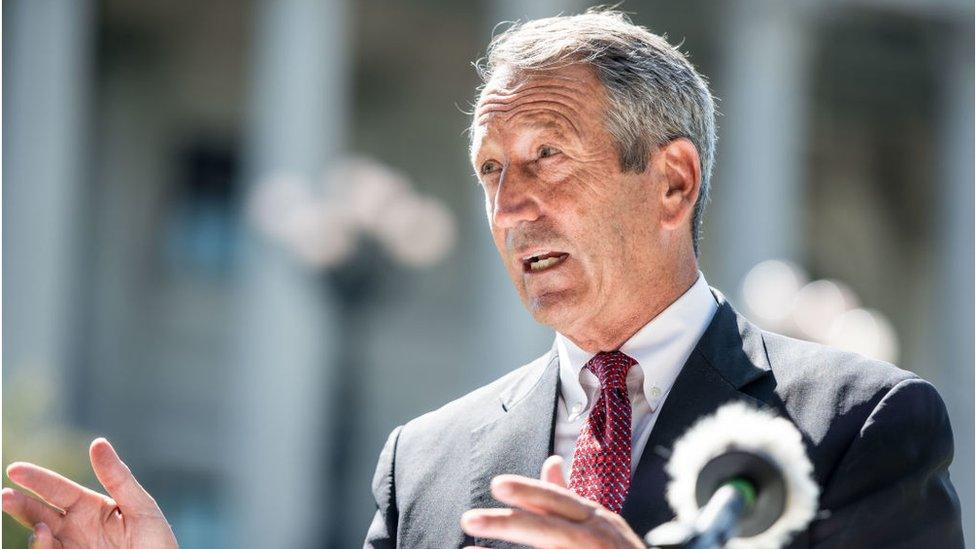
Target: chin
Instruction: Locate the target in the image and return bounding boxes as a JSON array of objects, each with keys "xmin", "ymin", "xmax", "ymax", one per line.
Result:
[{"xmin": 526, "ymin": 288, "xmax": 582, "ymax": 329}]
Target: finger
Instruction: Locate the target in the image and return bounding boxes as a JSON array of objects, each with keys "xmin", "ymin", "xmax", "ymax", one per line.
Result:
[
  {"xmin": 491, "ymin": 474, "xmax": 595, "ymax": 521},
  {"xmin": 540, "ymin": 455, "xmax": 568, "ymax": 488},
  {"xmin": 6, "ymin": 462, "xmax": 92, "ymax": 511},
  {"xmin": 461, "ymin": 508, "xmax": 584, "ymax": 547},
  {"xmin": 2, "ymin": 489, "xmax": 65, "ymax": 533},
  {"xmin": 30, "ymin": 522, "xmax": 64, "ymax": 549},
  {"xmin": 89, "ymin": 438, "xmax": 161, "ymax": 515}
]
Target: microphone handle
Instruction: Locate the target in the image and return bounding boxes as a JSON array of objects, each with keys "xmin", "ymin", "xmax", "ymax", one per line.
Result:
[
  {"xmin": 685, "ymin": 482, "xmax": 748, "ymax": 549},
  {"xmin": 645, "ymin": 480, "xmax": 754, "ymax": 549}
]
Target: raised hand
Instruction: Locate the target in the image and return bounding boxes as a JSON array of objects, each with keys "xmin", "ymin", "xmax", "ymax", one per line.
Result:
[
  {"xmin": 461, "ymin": 455, "xmax": 645, "ymax": 548},
  {"xmin": 2, "ymin": 438, "xmax": 178, "ymax": 548}
]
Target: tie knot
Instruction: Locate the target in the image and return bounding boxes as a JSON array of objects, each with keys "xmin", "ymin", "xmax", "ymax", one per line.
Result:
[{"xmin": 585, "ymin": 351, "xmax": 637, "ymax": 391}]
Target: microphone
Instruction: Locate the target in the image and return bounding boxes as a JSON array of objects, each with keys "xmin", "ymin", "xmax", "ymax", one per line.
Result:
[{"xmin": 645, "ymin": 402, "xmax": 819, "ymax": 549}]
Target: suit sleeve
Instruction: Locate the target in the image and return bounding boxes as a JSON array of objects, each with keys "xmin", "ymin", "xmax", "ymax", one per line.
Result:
[
  {"xmin": 364, "ymin": 426, "xmax": 403, "ymax": 549},
  {"xmin": 809, "ymin": 377, "xmax": 964, "ymax": 548}
]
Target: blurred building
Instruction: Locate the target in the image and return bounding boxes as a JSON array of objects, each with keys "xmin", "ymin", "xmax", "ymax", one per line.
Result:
[{"xmin": 3, "ymin": 0, "xmax": 973, "ymax": 547}]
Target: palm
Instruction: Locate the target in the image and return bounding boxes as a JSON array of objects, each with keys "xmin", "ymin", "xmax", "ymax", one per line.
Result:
[
  {"xmin": 46, "ymin": 495, "xmax": 173, "ymax": 549},
  {"xmin": 2, "ymin": 438, "xmax": 178, "ymax": 549}
]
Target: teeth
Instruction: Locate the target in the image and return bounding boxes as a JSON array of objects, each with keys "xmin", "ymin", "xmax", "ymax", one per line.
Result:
[
  {"xmin": 529, "ymin": 255, "xmax": 563, "ymax": 271},
  {"xmin": 523, "ymin": 251, "xmax": 551, "ymax": 262}
]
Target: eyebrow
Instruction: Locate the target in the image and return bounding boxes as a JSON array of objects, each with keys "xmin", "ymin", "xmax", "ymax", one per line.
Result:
[
  {"xmin": 470, "ymin": 116, "xmax": 572, "ymax": 166},
  {"xmin": 469, "ymin": 99, "xmax": 586, "ymax": 169},
  {"xmin": 476, "ymin": 109, "xmax": 576, "ymax": 143},
  {"xmin": 534, "ymin": 118, "xmax": 571, "ymax": 139}
]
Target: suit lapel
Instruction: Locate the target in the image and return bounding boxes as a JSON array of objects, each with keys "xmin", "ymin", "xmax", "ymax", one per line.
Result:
[
  {"xmin": 620, "ymin": 289, "xmax": 772, "ymax": 536},
  {"xmin": 462, "ymin": 290, "xmax": 771, "ymax": 544},
  {"xmin": 468, "ymin": 349, "xmax": 560, "ymax": 548}
]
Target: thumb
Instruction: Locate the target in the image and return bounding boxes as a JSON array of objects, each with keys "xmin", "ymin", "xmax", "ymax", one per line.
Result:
[
  {"xmin": 540, "ymin": 455, "xmax": 568, "ymax": 488},
  {"xmin": 89, "ymin": 438, "xmax": 161, "ymax": 515}
]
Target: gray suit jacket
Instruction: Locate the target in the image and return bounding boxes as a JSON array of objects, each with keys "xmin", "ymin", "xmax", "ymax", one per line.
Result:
[{"xmin": 364, "ymin": 291, "xmax": 964, "ymax": 548}]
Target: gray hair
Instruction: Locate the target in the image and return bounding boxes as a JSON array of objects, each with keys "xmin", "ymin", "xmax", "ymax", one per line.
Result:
[{"xmin": 474, "ymin": 8, "xmax": 717, "ymax": 256}]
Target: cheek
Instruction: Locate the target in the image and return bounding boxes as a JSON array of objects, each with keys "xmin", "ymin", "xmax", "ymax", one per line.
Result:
[
  {"xmin": 540, "ymin": 161, "xmax": 596, "ymax": 205},
  {"xmin": 553, "ymin": 173, "xmax": 644, "ymax": 271},
  {"xmin": 549, "ymin": 164, "xmax": 627, "ymax": 229}
]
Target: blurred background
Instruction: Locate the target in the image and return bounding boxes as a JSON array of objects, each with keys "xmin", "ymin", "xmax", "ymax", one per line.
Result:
[{"xmin": 3, "ymin": 0, "xmax": 973, "ymax": 547}]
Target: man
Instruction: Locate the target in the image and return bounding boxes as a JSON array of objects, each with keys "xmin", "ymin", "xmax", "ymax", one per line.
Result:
[
  {"xmin": 362, "ymin": 10, "xmax": 963, "ymax": 548},
  {"xmin": 1, "ymin": 9, "xmax": 963, "ymax": 549}
]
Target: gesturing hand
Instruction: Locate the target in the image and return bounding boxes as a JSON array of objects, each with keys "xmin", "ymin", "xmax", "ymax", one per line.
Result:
[
  {"xmin": 461, "ymin": 455, "xmax": 645, "ymax": 549},
  {"xmin": 2, "ymin": 438, "xmax": 178, "ymax": 549}
]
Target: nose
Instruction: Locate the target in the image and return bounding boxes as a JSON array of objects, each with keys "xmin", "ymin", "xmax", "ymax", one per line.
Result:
[{"xmin": 491, "ymin": 163, "xmax": 541, "ymax": 230}]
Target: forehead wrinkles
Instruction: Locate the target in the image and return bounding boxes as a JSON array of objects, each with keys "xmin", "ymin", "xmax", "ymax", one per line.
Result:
[
  {"xmin": 476, "ymin": 84, "xmax": 596, "ymax": 141},
  {"xmin": 482, "ymin": 106, "xmax": 581, "ymax": 144},
  {"xmin": 478, "ymin": 79, "xmax": 588, "ymax": 108}
]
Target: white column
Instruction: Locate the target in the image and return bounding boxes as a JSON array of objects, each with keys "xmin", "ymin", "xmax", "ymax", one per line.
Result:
[
  {"xmin": 231, "ymin": 1, "xmax": 347, "ymax": 546},
  {"xmin": 2, "ymin": 0, "xmax": 92, "ymax": 417},
  {"xmin": 933, "ymin": 25, "xmax": 974, "ymax": 546},
  {"xmin": 706, "ymin": 1, "xmax": 810, "ymax": 292}
]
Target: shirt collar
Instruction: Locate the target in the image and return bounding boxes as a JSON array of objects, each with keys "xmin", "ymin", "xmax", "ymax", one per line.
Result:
[{"xmin": 556, "ymin": 271, "xmax": 718, "ymax": 413}]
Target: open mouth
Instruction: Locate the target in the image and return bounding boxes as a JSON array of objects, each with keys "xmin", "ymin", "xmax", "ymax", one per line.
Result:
[{"xmin": 521, "ymin": 251, "xmax": 570, "ymax": 273}]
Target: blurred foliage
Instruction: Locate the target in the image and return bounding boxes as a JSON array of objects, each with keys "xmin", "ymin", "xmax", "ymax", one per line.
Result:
[{"xmin": 3, "ymin": 369, "xmax": 97, "ymax": 547}]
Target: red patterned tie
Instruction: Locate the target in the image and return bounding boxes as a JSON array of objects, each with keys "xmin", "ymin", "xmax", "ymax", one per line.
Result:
[{"xmin": 568, "ymin": 351, "xmax": 637, "ymax": 513}]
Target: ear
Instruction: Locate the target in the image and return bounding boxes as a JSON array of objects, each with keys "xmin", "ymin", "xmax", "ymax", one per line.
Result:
[{"xmin": 657, "ymin": 137, "xmax": 701, "ymax": 231}]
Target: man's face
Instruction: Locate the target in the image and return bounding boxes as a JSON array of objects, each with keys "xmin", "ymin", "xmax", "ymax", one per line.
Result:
[{"xmin": 471, "ymin": 64, "xmax": 668, "ymax": 340}]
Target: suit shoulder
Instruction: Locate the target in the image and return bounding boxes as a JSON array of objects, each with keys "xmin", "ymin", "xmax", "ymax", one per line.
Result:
[
  {"xmin": 754, "ymin": 329, "xmax": 933, "ymax": 484},
  {"xmin": 760, "ymin": 329, "xmax": 916, "ymax": 397},
  {"xmin": 758, "ymin": 330, "xmax": 921, "ymax": 432}
]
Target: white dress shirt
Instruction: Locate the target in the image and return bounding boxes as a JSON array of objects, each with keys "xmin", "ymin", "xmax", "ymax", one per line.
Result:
[{"xmin": 553, "ymin": 272, "xmax": 718, "ymax": 479}]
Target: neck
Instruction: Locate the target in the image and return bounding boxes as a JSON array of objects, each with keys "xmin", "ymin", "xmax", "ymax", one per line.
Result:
[{"xmin": 564, "ymin": 258, "xmax": 699, "ymax": 353}]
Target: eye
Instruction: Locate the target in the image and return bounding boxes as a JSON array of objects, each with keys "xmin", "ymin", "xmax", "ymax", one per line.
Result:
[
  {"xmin": 480, "ymin": 160, "xmax": 501, "ymax": 175},
  {"xmin": 538, "ymin": 146, "xmax": 560, "ymax": 159}
]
